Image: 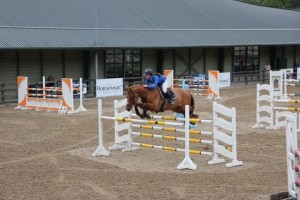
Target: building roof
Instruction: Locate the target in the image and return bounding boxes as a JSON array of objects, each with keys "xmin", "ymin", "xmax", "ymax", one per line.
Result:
[{"xmin": 0, "ymin": 0, "xmax": 300, "ymax": 49}]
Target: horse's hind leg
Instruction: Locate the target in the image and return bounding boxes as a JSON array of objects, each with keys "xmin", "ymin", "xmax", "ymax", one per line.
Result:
[{"xmin": 190, "ymin": 110, "xmax": 199, "ymax": 119}]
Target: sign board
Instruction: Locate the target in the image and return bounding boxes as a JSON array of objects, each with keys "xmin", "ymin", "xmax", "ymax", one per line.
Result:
[
  {"xmin": 96, "ymin": 78, "xmax": 123, "ymax": 97},
  {"xmin": 219, "ymin": 72, "xmax": 231, "ymax": 88}
]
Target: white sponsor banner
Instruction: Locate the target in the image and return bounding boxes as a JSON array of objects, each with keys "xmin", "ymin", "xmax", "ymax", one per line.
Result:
[
  {"xmin": 297, "ymin": 68, "xmax": 300, "ymax": 80},
  {"xmin": 96, "ymin": 78, "xmax": 123, "ymax": 97},
  {"xmin": 219, "ymin": 72, "xmax": 231, "ymax": 88}
]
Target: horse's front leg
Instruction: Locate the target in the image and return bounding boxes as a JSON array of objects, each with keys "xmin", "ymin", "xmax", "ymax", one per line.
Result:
[
  {"xmin": 134, "ymin": 102, "xmax": 153, "ymax": 119},
  {"xmin": 139, "ymin": 102, "xmax": 155, "ymax": 119},
  {"xmin": 142, "ymin": 109, "xmax": 150, "ymax": 119},
  {"xmin": 134, "ymin": 105, "xmax": 143, "ymax": 118},
  {"xmin": 135, "ymin": 102, "xmax": 148, "ymax": 119},
  {"xmin": 133, "ymin": 103, "xmax": 145, "ymax": 119}
]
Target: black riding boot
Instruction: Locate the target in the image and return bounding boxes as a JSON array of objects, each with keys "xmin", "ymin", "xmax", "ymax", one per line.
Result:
[
  {"xmin": 165, "ymin": 91, "xmax": 174, "ymax": 105},
  {"xmin": 168, "ymin": 90, "xmax": 176, "ymax": 99}
]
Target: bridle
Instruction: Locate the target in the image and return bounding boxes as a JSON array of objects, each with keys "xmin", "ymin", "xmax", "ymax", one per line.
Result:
[
  {"xmin": 127, "ymin": 87, "xmax": 140, "ymax": 107},
  {"xmin": 127, "ymin": 86, "xmax": 145, "ymax": 117}
]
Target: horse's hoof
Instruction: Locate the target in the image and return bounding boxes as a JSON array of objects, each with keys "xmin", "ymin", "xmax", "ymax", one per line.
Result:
[
  {"xmin": 139, "ymin": 114, "xmax": 145, "ymax": 119},
  {"xmin": 145, "ymin": 114, "xmax": 150, "ymax": 119}
]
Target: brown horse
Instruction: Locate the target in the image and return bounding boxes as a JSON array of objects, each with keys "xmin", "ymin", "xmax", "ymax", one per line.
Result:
[{"xmin": 126, "ymin": 85, "xmax": 198, "ymax": 119}]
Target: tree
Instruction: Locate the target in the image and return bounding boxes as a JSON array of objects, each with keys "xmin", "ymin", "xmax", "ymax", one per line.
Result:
[{"xmin": 239, "ymin": 0, "xmax": 299, "ymax": 9}]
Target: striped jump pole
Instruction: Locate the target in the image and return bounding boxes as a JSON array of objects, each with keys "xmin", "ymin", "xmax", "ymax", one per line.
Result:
[
  {"xmin": 131, "ymin": 132, "xmax": 213, "ymax": 145},
  {"xmin": 286, "ymin": 83, "xmax": 300, "ymax": 87},
  {"xmin": 274, "ymin": 99, "xmax": 300, "ymax": 104},
  {"xmin": 27, "ymin": 94, "xmax": 62, "ymax": 98},
  {"xmin": 173, "ymin": 78, "xmax": 208, "ymax": 83},
  {"xmin": 130, "ymin": 113, "xmax": 213, "ymax": 124},
  {"xmin": 274, "ymin": 107, "xmax": 300, "ymax": 112},
  {"xmin": 287, "ymin": 79, "xmax": 300, "ymax": 83},
  {"xmin": 286, "ymin": 94, "xmax": 300, "ymax": 97},
  {"xmin": 173, "ymin": 84, "xmax": 209, "ymax": 89},
  {"xmin": 131, "ymin": 124, "xmax": 213, "ymax": 135},
  {"xmin": 132, "ymin": 142, "xmax": 213, "ymax": 156},
  {"xmin": 27, "ymin": 88, "xmax": 62, "ymax": 92},
  {"xmin": 102, "ymin": 116, "xmax": 185, "ymax": 127}
]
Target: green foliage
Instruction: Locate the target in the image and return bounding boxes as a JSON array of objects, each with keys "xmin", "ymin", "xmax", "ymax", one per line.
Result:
[{"xmin": 239, "ymin": 0, "xmax": 297, "ymax": 9}]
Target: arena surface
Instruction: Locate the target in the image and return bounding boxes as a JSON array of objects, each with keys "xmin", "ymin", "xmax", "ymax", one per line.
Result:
[{"xmin": 0, "ymin": 84, "xmax": 294, "ymax": 200}]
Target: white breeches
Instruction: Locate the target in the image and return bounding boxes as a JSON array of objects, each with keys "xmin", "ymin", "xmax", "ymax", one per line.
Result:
[{"xmin": 162, "ymin": 81, "xmax": 168, "ymax": 93}]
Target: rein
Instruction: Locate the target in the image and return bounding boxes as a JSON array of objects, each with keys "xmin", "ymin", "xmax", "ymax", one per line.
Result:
[
  {"xmin": 128, "ymin": 87, "xmax": 139, "ymax": 106},
  {"xmin": 157, "ymin": 87, "xmax": 166, "ymax": 112}
]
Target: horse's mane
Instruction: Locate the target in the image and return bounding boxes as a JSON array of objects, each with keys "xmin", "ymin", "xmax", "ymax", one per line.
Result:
[
  {"xmin": 128, "ymin": 85, "xmax": 148, "ymax": 95},
  {"xmin": 129, "ymin": 85, "xmax": 144, "ymax": 91},
  {"xmin": 129, "ymin": 85, "xmax": 142, "ymax": 89}
]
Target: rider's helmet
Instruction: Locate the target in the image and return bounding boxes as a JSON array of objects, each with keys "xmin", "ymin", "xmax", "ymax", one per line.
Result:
[{"xmin": 145, "ymin": 68, "xmax": 153, "ymax": 75}]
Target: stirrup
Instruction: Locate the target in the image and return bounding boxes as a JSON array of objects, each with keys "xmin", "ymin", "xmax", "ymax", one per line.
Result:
[
  {"xmin": 169, "ymin": 91, "xmax": 176, "ymax": 99},
  {"xmin": 169, "ymin": 99, "xmax": 174, "ymax": 105}
]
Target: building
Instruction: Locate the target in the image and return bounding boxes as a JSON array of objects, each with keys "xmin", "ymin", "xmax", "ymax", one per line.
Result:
[{"xmin": 0, "ymin": 0, "xmax": 300, "ymax": 88}]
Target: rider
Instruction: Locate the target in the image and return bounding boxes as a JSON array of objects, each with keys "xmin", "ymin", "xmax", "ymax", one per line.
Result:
[{"xmin": 143, "ymin": 68, "xmax": 174, "ymax": 105}]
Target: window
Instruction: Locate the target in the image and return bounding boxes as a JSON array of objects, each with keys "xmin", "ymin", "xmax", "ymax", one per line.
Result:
[
  {"xmin": 233, "ymin": 46, "xmax": 259, "ymax": 72},
  {"xmin": 105, "ymin": 49, "xmax": 141, "ymax": 78}
]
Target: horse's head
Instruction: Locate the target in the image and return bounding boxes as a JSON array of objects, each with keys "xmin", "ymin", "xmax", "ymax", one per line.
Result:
[{"xmin": 126, "ymin": 87, "xmax": 139, "ymax": 111}]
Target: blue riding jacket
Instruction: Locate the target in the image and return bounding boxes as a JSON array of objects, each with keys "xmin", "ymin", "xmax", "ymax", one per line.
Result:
[{"xmin": 145, "ymin": 74, "xmax": 166, "ymax": 89}]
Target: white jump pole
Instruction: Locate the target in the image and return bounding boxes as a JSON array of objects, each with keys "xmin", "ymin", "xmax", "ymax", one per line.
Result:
[
  {"xmin": 76, "ymin": 78, "xmax": 87, "ymax": 112},
  {"xmin": 177, "ymin": 104, "xmax": 197, "ymax": 170},
  {"xmin": 92, "ymin": 99, "xmax": 110, "ymax": 156},
  {"xmin": 42, "ymin": 76, "xmax": 46, "ymax": 99},
  {"xmin": 283, "ymin": 69, "xmax": 290, "ymax": 100}
]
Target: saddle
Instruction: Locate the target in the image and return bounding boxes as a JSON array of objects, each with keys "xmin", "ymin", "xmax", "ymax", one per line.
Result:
[{"xmin": 158, "ymin": 86, "xmax": 176, "ymax": 100}]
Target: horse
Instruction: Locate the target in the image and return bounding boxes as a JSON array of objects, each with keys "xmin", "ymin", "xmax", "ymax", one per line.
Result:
[{"xmin": 126, "ymin": 85, "xmax": 198, "ymax": 119}]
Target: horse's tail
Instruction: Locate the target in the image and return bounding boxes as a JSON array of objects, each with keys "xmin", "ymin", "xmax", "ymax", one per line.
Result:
[{"xmin": 189, "ymin": 92, "xmax": 199, "ymax": 118}]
